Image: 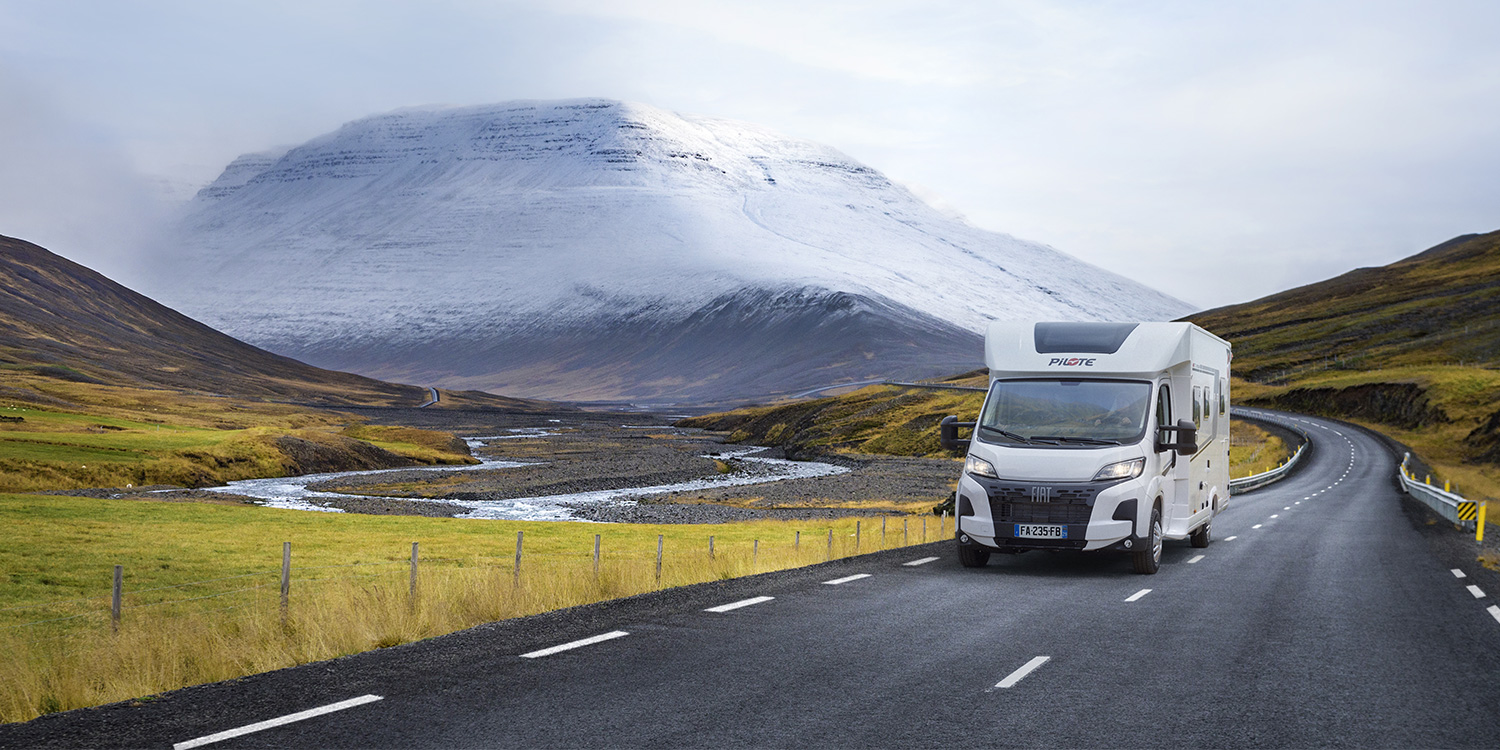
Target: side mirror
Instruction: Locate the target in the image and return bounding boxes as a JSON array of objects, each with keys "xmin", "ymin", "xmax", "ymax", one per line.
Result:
[
  {"xmin": 1155, "ymin": 418, "xmax": 1198, "ymax": 455},
  {"xmin": 939, "ymin": 415, "xmax": 975, "ymax": 452}
]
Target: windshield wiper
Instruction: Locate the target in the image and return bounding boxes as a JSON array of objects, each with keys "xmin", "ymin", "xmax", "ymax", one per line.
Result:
[
  {"xmin": 1030, "ymin": 436, "xmax": 1122, "ymax": 446},
  {"xmin": 978, "ymin": 425, "xmax": 1036, "ymax": 445}
]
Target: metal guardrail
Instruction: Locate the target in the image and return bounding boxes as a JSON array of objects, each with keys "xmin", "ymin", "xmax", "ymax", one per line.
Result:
[
  {"xmin": 1398, "ymin": 453, "xmax": 1479, "ymax": 530},
  {"xmin": 1229, "ymin": 438, "xmax": 1308, "ymax": 494},
  {"xmin": 1227, "ymin": 409, "xmax": 1310, "ymax": 495}
]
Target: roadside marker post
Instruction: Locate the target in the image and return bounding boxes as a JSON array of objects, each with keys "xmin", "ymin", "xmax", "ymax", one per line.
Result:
[
  {"xmin": 753, "ymin": 539, "xmax": 759, "ymax": 567},
  {"xmin": 593, "ymin": 534, "xmax": 601, "ymax": 577},
  {"xmin": 1480, "ymin": 502, "xmax": 1488, "ymax": 544},
  {"xmin": 855, "ymin": 520, "xmax": 861, "ymax": 551},
  {"xmin": 795, "ymin": 530, "xmax": 800, "ymax": 550},
  {"xmin": 826, "ymin": 529, "xmax": 833, "ymax": 561},
  {"xmin": 882, "ymin": 516, "xmax": 887, "ymax": 546},
  {"xmin": 655, "ymin": 535, "xmax": 663, "ymax": 583},
  {"xmin": 709, "ymin": 535, "xmax": 715, "ymax": 560}
]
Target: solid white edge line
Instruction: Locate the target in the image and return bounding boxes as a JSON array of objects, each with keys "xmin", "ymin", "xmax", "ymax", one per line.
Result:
[
  {"xmin": 1489, "ymin": 605, "xmax": 1500, "ymax": 624},
  {"xmin": 1187, "ymin": 555, "xmax": 1205, "ymax": 564},
  {"xmin": 703, "ymin": 596, "xmax": 775, "ymax": 613},
  {"xmin": 994, "ymin": 656, "xmax": 1051, "ymax": 689},
  {"xmin": 903, "ymin": 556, "xmax": 940, "ymax": 566},
  {"xmin": 520, "ymin": 630, "xmax": 630, "ymax": 657},
  {"xmin": 173, "ymin": 695, "xmax": 383, "ymax": 750},
  {"xmin": 1468, "ymin": 585, "xmax": 1487, "ymax": 599},
  {"xmin": 1125, "ymin": 588, "xmax": 1152, "ymax": 602},
  {"xmin": 1452, "ymin": 568, "xmax": 1467, "ymax": 579},
  {"xmin": 824, "ymin": 573, "xmax": 872, "ymax": 585}
]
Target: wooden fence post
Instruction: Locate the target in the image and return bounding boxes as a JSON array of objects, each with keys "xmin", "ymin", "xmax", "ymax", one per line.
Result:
[
  {"xmin": 410, "ymin": 542, "xmax": 419, "ymax": 605},
  {"xmin": 514, "ymin": 531, "xmax": 524, "ymax": 585},
  {"xmin": 111, "ymin": 565, "xmax": 122, "ymax": 635},
  {"xmin": 281, "ymin": 542, "xmax": 291, "ymax": 624}
]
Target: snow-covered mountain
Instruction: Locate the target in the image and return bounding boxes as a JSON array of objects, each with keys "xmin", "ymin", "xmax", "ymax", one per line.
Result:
[{"xmin": 146, "ymin": 99, "xmax": 1190, "ymax": 403}]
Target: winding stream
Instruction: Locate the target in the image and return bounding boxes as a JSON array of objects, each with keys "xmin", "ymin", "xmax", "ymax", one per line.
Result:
[{"xmin": 200, "ymin": 437, "xmax": 849, "ymax": 521}]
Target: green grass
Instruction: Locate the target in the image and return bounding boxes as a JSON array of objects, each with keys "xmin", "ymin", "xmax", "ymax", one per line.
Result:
[
  {"xmin": 0, "ymin": 378, "xmax": 474, "ymax": 492},
  {"xmin": 0, "ymin": 492, "xmax": 941, "ymax": 723},
  {"xmin": 680, "ymin": 372, "xmax": 988, "ymax": 458}
]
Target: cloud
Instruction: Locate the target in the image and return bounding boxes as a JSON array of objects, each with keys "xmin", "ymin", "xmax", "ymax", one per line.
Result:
[{"xmin": 0, "ymin": 69, "xmax": 168, "ymax": 285}]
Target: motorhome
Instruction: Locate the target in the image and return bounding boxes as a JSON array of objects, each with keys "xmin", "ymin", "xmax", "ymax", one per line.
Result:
[{"xmin": 940, "ymin": 321, "xmax": 1231, "ymax": 574}]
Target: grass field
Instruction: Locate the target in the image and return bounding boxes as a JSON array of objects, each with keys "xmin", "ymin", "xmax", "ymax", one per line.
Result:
[
  {"xmin": 0, "ymin": 374, "xmax": 474, "ymax": 492},
  {"xmin": 0, "ymin": 492, "xmax": 943, "ymax": 723}
]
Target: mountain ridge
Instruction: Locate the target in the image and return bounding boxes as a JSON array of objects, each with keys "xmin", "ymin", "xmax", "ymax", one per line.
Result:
[{"xmin": 149, "ymin": 98, "xmax": 1190, "ymax": 403}]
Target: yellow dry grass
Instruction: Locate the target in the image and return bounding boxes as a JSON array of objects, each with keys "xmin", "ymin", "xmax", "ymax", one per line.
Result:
[{"xmin": 0, "ymin": 492, "xmax": 944, "ymax": 724}]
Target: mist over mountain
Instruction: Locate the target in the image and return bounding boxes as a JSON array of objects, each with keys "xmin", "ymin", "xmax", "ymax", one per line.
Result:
[{"xmin": 146, "ymin": 99, "xmax": 1189, "ymax": 403}]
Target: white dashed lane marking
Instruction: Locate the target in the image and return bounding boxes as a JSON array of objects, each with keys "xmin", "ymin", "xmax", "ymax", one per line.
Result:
[
  {"xmin": 704, "ymin": 596, "xmax": 775, "ymax": 613},
  {"xmin": 1453, "ymin": 569, "xmax": 1468, "ymax": 579},
  {"xmin": 521, "ymin": 631, "xmax": 630, "ymax": 657},
  {"xmin": 823, "ymin": 574, "xmax": 871, "ymax": 585},
  {"xmin": 1252, "ymin": 524, "xmax": 1263, "ymax": 529},
  {"xmin": 173, "ymin": 695, "xmax": 385, "ymax": 750},
  {"xmin": 1468, "ymin": 585, "xmax": 1487, "ymax": 599},
  {"xmin": 903, "ymin": 557, "xmax": 940, "ymax": 567},
  {"xmin": 1224, "ymin": 536, "xmax": 1238, "ymax": 541},
  {"xmin": 1125, "ymin": 589, "xmax": 1152, "ymax": 602},
  {"xmin": 1187, "ymin": 555, "xmax": 1205, "ymax": 564},
  {"xmin": 1489, "ymin": 606, "xmax": 1500, "ymax": 625},
  {"xmin": 992, "ymin": 656, "xmax": 1051, "ymax": 690}
]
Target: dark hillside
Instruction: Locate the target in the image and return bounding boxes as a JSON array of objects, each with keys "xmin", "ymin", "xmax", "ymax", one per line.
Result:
[
  {"xmin": 0, "ymin": 234, "xmax": 537, "ymax": 409},
  {"xmin": 1189, "ymin": 230, "xmax": 1500, "ymax": 382}
]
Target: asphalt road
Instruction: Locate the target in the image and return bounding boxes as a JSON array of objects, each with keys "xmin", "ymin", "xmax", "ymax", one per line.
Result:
[{"xmin": 6, "ymin": 411, "xmax": 1499, "ymax": 748}]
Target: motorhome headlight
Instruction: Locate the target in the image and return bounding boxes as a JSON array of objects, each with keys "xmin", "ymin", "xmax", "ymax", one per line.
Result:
[
  {"xmin": 964, "ymin": 454, "xmax": 998, "ymax": 479},
  {"xmin": 1093, "ymin": 458, "xmax": 1145, "ymax": 482}
]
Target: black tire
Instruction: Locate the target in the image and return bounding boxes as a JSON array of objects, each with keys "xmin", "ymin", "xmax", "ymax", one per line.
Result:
[
  {"xmin": 1132, "ymin": 506, "xmax": 1163, "ymax": 574},
  {"xmin": 958, "ymin": 542, "xmax": 991, "ymax": 568},
  {"xmin": 1190, "ymin": 518, "xmax": 1211, "ymax": 548}
]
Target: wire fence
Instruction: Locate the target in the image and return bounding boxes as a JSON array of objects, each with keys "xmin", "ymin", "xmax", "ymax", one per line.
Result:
[{"xmin": 0, "ymin": 517, "xmax": 945, "ymax": 641}]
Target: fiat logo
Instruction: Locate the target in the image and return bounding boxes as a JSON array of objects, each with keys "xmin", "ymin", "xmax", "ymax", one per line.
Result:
[{"xmin": 1029, "ymin": 486, "xmax": 1052, "ymax": 503}]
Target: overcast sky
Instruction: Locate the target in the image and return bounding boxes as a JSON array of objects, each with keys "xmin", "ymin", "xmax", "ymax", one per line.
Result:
[{"xmin": 2, "ymin": 0, "xmax": 1497, "ymax": 310}]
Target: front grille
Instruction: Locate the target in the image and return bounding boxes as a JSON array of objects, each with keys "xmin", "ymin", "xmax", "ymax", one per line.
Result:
[
  {"xmin": 994, "ymin": 502, "xmax": 1093, "ymax": 525},
  {"xmin": 986, "ymin": 486, "xmax": 1100, "ymax": 504}
]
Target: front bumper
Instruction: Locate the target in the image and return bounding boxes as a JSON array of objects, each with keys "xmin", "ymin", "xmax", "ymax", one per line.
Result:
[{"xmin": 956, "ymin": 473, "xmax": 1141, "ymax": 552}]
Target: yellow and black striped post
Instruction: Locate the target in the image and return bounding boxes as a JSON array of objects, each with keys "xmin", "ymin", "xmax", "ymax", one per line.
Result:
[{"xmin": 1457, "ymin": 501, "xmax": 1477, "ymax": 522}]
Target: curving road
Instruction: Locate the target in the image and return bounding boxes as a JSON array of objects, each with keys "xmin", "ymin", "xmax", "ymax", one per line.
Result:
[{"xmin": 6, "ymin": 411, "xmax": 1500, "ymax": 748}]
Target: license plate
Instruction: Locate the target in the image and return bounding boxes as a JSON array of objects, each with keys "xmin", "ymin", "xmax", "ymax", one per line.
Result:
[{"xmin": 1014, "ymin": 524, "xmax": 1068, "ymax": 539}]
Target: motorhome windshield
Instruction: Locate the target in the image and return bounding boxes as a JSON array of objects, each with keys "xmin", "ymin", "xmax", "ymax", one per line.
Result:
[{"xmin": 978, "ymin": 379, "xmax": 1152, "ymax": 445}]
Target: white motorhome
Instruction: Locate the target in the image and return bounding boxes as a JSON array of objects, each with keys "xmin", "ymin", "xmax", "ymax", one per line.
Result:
[{"xmin": 940, "ymin": 321, "xmax": 1231, "ymax": 574}]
